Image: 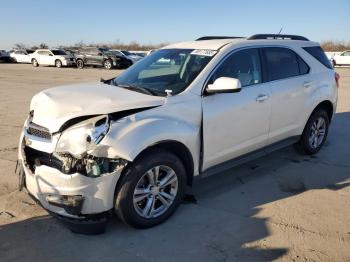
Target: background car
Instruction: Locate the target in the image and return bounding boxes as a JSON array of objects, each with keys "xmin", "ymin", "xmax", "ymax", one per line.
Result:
[
  {"xmin": 331, "ymin": 50, "xmax": 350, "ymax": 66},
  {"xmin": 0, "ymin": 50, "xmax": 11, "ymax": 63},
  {"xmin": 75, "ymin": 47, "xmax": 132, "ymax": 69},
  {"xmin": 111, "ymin": 49, "xmax": 143, "ymax": 63},
  {"xmin": 30, "ymin": 49, "xmax": 75, "ymax": 68},
  {"xmin": 130, "ymin": 50, "xmax": 147, "ymax": 57},
  {"xmin": 9, "ymin": 49, "xmax": 33, "ymax": 63}
]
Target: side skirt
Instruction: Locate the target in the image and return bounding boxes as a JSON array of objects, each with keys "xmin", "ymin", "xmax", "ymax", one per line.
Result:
[{"xmin": 195, "ymin": 136, "xmax": 300, "ymax": 181}]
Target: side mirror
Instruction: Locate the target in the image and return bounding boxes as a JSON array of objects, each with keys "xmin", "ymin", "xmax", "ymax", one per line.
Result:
[
  {"xmin": 49, "ymin": 54, "xmax": 53, "ymax": 56},
  {"xmin": 206, "ymin": 77, "xmax": 242, "ymax": 94}
]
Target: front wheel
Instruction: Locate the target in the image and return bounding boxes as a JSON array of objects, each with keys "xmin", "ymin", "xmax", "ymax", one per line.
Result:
[
  {"xmin": 332, "ymin": 60, "xmax": 336, "ymax": 67},
  {"xmin": 115, "ymin": 149, "xmax": 186, "ymax": 228},
  {"xmin": 296, "ymin": 109, "xmax": 329, "ymax": 155}
]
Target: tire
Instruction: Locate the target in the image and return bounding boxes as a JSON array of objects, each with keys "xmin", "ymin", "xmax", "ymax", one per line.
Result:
[
  {"xmin": 76, "ymin": 59, "xmax": 84, "ymax": 69},
  {"xmin": 55, "ymin": 59, "xmax": 62, "ymax": 68},
  {"xmin": 103, "ymin": 59, "xmax": 113, "ymax": 70},
  {"xmin": 296, "ymin": 109, "xmax": 329, "ymax": 155},
  {"xmin": 332, "ymin": 60, "xmax": 336, "ymax": 67},
  {"xmin": 32, "ymin": 59, "xmax": 38, "ymax": 67},
  {"xmin": 115, "ymin": 148, "xmax": 187, "ymax": 228}
]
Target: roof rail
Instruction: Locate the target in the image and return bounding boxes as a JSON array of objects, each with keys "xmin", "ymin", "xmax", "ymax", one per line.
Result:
[
  {"xmin": 196, "ymin": 36, "xmax": 245, "ymax": 41},
  {"xmin": 248, "ymin": 34, "xmax": 309, "ymax": 41}
]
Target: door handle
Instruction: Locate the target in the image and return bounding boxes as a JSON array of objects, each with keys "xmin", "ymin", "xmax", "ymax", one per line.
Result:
[
  {"xmin": 303, "ymin": 81, "xmax": 313, "ymax": 88},
  {"xmin": 256, "ymin": 94, "xmax": 269, "ymax": 102}
]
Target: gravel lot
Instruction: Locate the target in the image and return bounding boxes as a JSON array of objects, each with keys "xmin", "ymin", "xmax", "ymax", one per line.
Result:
[{"xmin": 0, "ymin": 64, "xmax": 349, "ymax": 262}]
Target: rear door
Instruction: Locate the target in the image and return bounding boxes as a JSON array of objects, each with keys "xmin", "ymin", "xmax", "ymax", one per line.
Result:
[
  {"xmin": 262, "ymin": 47, "xmax": 311, "ymax": 144},
  {"xmin": 202, "ymin": 48, "xmax": 271, "ymax": 170}
]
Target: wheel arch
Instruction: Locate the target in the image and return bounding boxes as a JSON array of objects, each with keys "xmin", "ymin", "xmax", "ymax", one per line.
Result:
[
  {"xmin": 134, "ymin": 140, "xmax": 195, "ymax": 187},
  {"xmin": 311, "ymin": 100, "xmax": 334, "ymax": 122}
]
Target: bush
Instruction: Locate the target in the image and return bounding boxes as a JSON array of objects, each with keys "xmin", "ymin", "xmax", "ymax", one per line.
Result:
[{"xmin": 321, "ymin": 40, "xmax": 350, "ymax": 52}]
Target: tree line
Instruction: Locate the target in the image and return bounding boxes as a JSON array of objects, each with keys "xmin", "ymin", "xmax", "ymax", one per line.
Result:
[{"xmin": 12, "ymin": 40, "xmax": 350, "ymax": 52}]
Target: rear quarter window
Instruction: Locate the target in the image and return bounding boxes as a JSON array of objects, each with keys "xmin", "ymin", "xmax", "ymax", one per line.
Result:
[
  {"xmin": 303, "ymin": 46, "xmax": 332, "ymax": 69},
  {"xmin": 263, "ymin": 47, "xmax": 300, "ymax": 81}
]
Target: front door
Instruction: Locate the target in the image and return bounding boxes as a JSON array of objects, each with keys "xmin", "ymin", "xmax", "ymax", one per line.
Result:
[{"xmin": 202, "ymin": 48, "xmax": 271, "ymax": 171}]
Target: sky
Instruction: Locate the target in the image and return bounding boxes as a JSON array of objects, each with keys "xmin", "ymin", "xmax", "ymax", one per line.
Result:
[{"xmin": 0, "ymin": 0, "xmax": 349, "ymax": 50}]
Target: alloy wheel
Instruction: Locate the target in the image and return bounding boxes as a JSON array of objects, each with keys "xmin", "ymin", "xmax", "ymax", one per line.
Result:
[
  {"xmin": 133, "ymin": 165, "xmax": 178, "ymax": 219},
  {"xmin": 309, "ymin": 117, "xmax": 326, "ymax": 149},
  {"xmin": 104, "ymin": 60, "xmax": 112, "ymax": 69}
]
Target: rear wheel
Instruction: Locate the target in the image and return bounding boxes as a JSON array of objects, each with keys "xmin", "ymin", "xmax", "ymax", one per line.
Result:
[
  {"xmin": 296, "ymin": 109, "xmax": 329, "ymax": 155},
  {"xmin": 115, "ymin": 149, "xmax": 186, "ymax": 228},
  {"xmin": 104, "ymin": 59, "xmax": 113, "ymax": 70},
  {"xmin": 32, "ymin": 59, "xmax": 38, "ymax": 67}
]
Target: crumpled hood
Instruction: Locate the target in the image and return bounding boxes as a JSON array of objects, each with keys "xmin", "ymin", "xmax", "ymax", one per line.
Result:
[{"xmin": 30, "ymin": 82, "xmax": 165, "ymax": 133}]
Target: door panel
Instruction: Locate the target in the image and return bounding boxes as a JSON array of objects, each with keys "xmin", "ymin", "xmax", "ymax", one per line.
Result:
[
  {"xmin": 202, "ymin": 84, "xmax": 271, "ymax": 170},
  {"xmin": 202, "ymin": 48, "xmax": 271, "ymax": 171},
  {"xmin": 266, "ymin": 77, "xmax": 307, "ymax": 144},
  {"xmin": 261, "ymin": 47, "xmax": 309, "ymax": 144},
  {"xmin": 37, "ymin": 53, "xmax": 46, "ymax": 64}
]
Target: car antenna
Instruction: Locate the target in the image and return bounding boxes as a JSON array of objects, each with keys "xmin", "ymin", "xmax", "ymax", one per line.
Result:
[{"xmin": 278, "ymin": 27, "xmax": 283, "ymax": 35}]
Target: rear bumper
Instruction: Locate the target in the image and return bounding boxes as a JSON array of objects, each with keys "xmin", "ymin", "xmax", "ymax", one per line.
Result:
[{"xmin": 17, "ymin": 135, "xmax": 123, "ymax": 218}]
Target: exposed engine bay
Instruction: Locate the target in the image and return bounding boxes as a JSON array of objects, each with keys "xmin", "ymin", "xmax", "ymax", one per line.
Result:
[{"xmin": 24, "ymin": 145, "xmax": 127, "ymax": 177}]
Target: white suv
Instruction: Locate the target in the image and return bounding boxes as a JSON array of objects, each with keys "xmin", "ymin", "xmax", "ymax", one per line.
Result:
[
  {"xmin": 17, "ymin": 34, "xmax": 338, "ymax": 229},
  {"xmin": 30, "ymin": 49, "xmax": 75, "ymax": 68}
]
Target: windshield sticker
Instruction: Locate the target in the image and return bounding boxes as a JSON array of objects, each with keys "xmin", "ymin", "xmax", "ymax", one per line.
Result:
[{"xmin": 191, "ymin": 49, "xmax": 217, "ymax": 57}]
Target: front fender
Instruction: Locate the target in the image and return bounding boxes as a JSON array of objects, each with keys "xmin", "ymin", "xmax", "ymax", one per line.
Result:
[{"xmin": 94, "ymin": 117, "xmax": 200, "ymax": 170}]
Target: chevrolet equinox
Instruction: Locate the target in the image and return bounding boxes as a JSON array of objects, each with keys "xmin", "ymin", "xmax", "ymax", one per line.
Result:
[{"xmin": 16, "ymin": 34, "xmax": 339, "ymax": 229}]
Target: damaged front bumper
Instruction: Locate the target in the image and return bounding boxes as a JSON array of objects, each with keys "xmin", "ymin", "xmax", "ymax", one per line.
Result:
[{"xmin": 16, "ymin": 132, "xmax": 125, "ymax": 219}]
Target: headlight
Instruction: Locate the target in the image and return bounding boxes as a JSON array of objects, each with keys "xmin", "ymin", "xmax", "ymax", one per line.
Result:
[{"xmin": 56, "ymin": 115, "xmax": 110, "ymax": 158}]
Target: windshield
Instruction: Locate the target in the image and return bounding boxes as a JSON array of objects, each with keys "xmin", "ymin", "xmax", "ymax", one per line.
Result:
[
  {"xmin": 51, "ymin": 50, "xmax": 67, "ymax": 55},
  {"xmin": 112, "ymin": 49, "xmax": 215, "ymax": 96}
]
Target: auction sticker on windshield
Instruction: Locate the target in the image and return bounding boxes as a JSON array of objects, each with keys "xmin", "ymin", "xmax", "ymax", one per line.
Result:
[{"xmin": 191, "ymin": 49, "xmax": 217, "ymax": 56}]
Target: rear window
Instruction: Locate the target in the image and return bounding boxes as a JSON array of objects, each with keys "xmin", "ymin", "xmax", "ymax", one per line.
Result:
[
  {"xmin": 303, "ymin": 46, "xmax": 332, "ymax": 69},
  {"xmin": 297, "ymin": 56, "xmax": 310, "ymax": 74},
  {"xmin": 263, "ymin": 47, "xmax": 300, "ymax": 81}
]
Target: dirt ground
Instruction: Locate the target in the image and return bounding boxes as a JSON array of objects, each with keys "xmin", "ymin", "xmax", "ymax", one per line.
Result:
[{"xmin": 0, "ymin": 64, "xmax": 349, "ymax": 262}]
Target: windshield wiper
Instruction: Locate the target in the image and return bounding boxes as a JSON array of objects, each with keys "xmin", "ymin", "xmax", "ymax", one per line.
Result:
[{"xmin": 116, "ymin": 83, "xmax": 156, "ymax": 96}]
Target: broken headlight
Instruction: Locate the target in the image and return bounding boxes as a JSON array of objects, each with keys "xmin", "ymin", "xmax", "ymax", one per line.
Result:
[{"xmin": 56, "ymin": 115, "xmax": 110, "ymax": 158}]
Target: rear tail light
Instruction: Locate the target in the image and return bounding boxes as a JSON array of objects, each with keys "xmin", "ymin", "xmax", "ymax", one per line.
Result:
[{"xmin": 335, "ymin": 72, "xmax": 340, "ymax": 88}]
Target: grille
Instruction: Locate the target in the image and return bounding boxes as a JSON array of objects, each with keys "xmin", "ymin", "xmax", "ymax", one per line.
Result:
[{"xmin": 27, "ymin": 122, "xmax": 51, "ymax": 140}]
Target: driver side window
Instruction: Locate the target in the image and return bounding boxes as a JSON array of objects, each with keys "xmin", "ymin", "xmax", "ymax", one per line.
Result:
[{"xmin": 211, "ymin": 48, "xmax": 262, "ymax": 87}]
